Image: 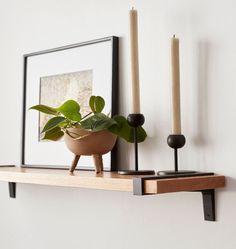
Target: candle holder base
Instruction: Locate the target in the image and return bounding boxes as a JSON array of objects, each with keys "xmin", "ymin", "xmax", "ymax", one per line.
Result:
[
  {"xmin": 118, "ymin": 170, "xmax": 155, "ymax": 175},
  {"xmin": 157, "ymin": 170, "xmax": 197, "ymax": 176}
]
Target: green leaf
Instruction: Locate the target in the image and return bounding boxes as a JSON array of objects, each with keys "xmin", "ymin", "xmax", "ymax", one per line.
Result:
[
  {"xmin": 56, "ymin": 100, "xmax": 81, "ymax": 121},
  {"xmin": 92, "ymin": 118, "xmax": 117, "ymax": 132},
  {"xmin": 89, "ymin": 96, "xmax": 96, "ymax": 113},
  {"xmin": 80, "ymin": 113, "xmax": 116, "ymax": 132},
  {"xmin": 94, "ymin": 96, "xmax": 105, "ymax": 113},
  {"xmin": 42, "ymin": 126, "xmax": 64, "ymax": 141},
  {"xmin": 130, "ymin": 126, "xmax": 147, "ymax": 143},
  {"xmin": 108, "ymin": 116, "xmax": 130, "ymax": 141},
  {"xmin": 89, "ymin": 96, "xmax": 105, "ymax": 113},
  {"xmin": 42, "ymin": 116, "xmax": 66, "ymax": 133},
  {"xmin": 58, "ymin": 120, "xmax": 70, "ymax": 128},
  {"xmin": 29, "ymin": 105, "xmax": 58, "ymax": 115},
  {"xmin": 108, "ymin": 115, "xmax": 147, "ymax": 143}
]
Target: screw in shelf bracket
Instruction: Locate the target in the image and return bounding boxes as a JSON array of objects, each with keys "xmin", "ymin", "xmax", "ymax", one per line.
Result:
[{"xmin": 8, "ymin": 182, "xmax": 16, "ymax": 198}]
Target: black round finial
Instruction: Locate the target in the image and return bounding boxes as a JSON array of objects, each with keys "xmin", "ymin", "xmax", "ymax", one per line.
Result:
[
  {"xmin": 127, "ymin": 113, "xmax": 145, "ymax": 128},
  {"xmin": 167, "ymin": 134, "xmax": 186, "ymax": 149}
]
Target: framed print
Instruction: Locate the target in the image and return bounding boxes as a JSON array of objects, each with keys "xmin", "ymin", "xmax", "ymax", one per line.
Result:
[{"xmin": 22, "ymin": 36, "xmax": 119, "ymax": 171}]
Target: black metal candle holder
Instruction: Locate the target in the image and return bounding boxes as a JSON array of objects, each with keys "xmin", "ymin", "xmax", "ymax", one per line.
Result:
[
  {"xmin": 118, "ymin": 113, "xmax": 155, "ymax": 175},
  {"xmin": 157, "ymin": 134, "xmax": 197, "ymax": 176}
]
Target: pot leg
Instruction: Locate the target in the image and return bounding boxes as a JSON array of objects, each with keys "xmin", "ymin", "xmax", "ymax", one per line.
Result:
[
  {"xmin": 69, "ymin": 155, "xmax": 80, "ymax": 173},
  {"xmin": 93, "ymin": 154, "xmax": 103, "ymax": 173}
]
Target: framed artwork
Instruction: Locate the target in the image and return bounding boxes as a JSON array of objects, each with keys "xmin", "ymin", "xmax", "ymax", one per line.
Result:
[{"xmin": 22, "ymin": 36, "xmax": 119, "ymax": 171}]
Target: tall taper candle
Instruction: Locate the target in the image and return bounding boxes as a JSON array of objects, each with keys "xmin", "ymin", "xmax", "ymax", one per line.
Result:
[
  {"xmin": 171, "ymin": 35, "xmax": 182, "ymax": 134},
  {"xmin": 130, "ymin": 8, "xmax": 140, "ymax": 113}
]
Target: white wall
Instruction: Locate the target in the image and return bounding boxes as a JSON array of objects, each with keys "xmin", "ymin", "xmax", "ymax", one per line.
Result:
[{"xmin": 0, "ymin": 0, "xmax": 235, "ymax": 248}]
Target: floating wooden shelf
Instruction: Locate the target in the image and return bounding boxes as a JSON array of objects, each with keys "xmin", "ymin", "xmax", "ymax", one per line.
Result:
[
  {"xmin": 0, "ymin": 166, "xmax": 225, "ymax": 221},
  {"xmin": 0, "ymin": 166, "xmax": 224, "ymax": 193}
]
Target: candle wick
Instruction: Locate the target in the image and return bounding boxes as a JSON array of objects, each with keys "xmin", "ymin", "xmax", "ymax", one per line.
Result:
[
  {"xmin": 173, "ymin": 34, "xmax": 176, "ymax": 38},
  {"xmin": 132, "ymin": 6, "xmax": 134, "ymax": 10}
]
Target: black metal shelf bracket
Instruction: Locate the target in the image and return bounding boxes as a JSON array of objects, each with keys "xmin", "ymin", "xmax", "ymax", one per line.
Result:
[
  {"xmin": 200, "ymin": 189, "xmax": 215, "ymax": 221},
  {"xmin": 133, "ymin": 175, "xmax": 216, "ymax": 222},
  {"xmin": 8, "ymin": 182, "xmax": 16, "ymax": 198}
]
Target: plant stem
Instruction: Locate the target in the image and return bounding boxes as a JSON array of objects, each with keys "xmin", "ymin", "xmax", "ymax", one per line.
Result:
[{"xmin": 81, "ymin": 112, "xmax": 93, "ymax": 121}]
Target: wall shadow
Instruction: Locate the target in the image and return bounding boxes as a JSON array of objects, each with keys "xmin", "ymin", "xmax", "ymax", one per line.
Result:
[
  {"xmin": 115, "ymin": 36, "xmax": 129, "ymax": 170},
  {"xmin": 193, "ymin": 41, "xmax": 210, "ymax": 146}
]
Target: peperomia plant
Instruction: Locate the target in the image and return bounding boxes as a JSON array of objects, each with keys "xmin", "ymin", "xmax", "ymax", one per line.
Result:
[{"xmin": 30, "ymin": 96, "xmax": 147, "ymax": 143}]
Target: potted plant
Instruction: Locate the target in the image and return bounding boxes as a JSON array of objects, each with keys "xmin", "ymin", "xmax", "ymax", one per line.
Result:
[{"xmin": 30, "ymin": 96, "xmax": 147, "ymax": 173}]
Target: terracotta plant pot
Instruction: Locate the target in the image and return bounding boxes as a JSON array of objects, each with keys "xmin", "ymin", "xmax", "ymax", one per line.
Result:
[{"xmin": 64, "ymin": 127, "xmax": 117, "ymax": 173}]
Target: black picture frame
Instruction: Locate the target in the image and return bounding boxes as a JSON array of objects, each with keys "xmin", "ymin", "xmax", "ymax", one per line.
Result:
[{"xmin": 21, "ymin": 36, "xmax": 119, "ymax": 171}]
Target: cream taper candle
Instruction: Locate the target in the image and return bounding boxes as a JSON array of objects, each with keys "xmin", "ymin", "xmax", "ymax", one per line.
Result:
[
  {"xmin": 130, "ymin": 8, "xmax": 140, "ymax": 113},
  {"xmin": 171, "ymin": 35, "xmax": 182, "ymax": 134}
]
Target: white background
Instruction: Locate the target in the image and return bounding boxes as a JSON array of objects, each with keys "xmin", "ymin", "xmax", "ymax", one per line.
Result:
[{"xmin": 0, "ymin": 0, "xmax": 235, "ymax": 249}]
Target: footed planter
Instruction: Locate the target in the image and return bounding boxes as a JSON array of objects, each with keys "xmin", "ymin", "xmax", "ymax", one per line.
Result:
[{"xmin": 64, "ymin": 128, "xmax": 117, "ymax": 173}]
